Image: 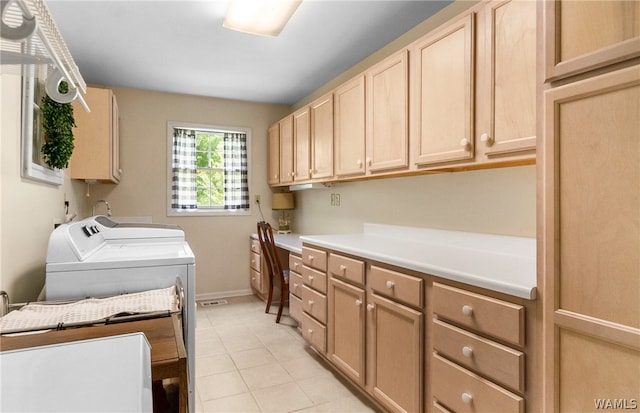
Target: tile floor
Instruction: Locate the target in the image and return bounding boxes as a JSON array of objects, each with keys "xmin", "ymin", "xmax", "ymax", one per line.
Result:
[{"xmin": 193, "ymin": 295, "xmax": 380, "ymax": 413}]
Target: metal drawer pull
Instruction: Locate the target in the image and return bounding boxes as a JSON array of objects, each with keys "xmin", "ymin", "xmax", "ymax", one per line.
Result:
[
  {"xmin": 308, "ymin": 255, "xmax": 314, "ymax": 261},
  {"xmin": 386, "ymin": 280, "xmax": 395, "ymax": 289},
  {"xmin": 308, "ymin": 275, "xmax": 314, "ymax": 282},
  {"xmin": 308, "ymin": 300, "xmax": 314, "ymax": 306},
  {"xmin": 462, "ymin": 305, "xmax": 474, "ymax": 316},
  {"xmin": 462, "ymin": 346, "xmax": 473, "ymax": 357},
  {"xmin": 461, "ymin": 393, "xmax": 473, "ymax": 404},
  {"xmin": 308, "ymin": 329, "xmax": 313, "ymax": 336},
  {"xmin": 339, "ymin": 264, "xmax": 347, "ymax": 272}
]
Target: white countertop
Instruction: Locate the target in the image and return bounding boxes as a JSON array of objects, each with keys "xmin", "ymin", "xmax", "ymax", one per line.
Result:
[
  {"xmin": 251, "ymin": 232, "xmax": 303, "ymax": 255},
  {"xmin": 299, "ymin": 224, "xmax": 537, "ymax": 300}
]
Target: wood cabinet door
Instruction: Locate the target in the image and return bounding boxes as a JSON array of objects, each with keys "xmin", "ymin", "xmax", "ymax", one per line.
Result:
[
  {"xmin": 71, "ymin": 87, "xmax": 119, "ymax": 183},
  {"xmin": 293, "ymin": 107, "xmax": 311, "ymax": 182},
  {"xmin": 365, "ymin": 49, "xmax": 409, "ymax": 174},
  {"xmin": 478, "ymin": 0, "xmax": 536, "ymax": 158},
  {"xmin": 544, "ymin": 1, "xmax": 640, "ymax": 81},
  {"xmin": 328, "ymin": 278, "xmax": 365, "ymax": 386},
  {"xmin": 334, "ymin": 75, "xmax": 366, "ymax": 177},
  {"xmin": 310, "ymin": 93, "xmax": 334, "ymax": 180},
  {"xmin": 279, "ymin": 115, "xmax": 294, "ymax": 184},
  {"xmin": 110, "ymin": 93, "xmax": 121, "ymax": 182},
  {"xmin": 267, "ymin": 123, "xmax": 280, "ymax": 185},
  {"xmin": 411, "ymin": 13, "xmax": 475, "ymax": 167},
  {"xmin": 367, "ymin": 293, "xmax": 422, "ymax": 413},
  {"xmin": 542, "ymin": 65, "xmax": 640, "ymax": 412}
]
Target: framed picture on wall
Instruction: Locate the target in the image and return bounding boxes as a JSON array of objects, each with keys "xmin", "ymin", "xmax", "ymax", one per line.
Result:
[{"xmin": 20, "ymin": 42, "xmax": 64, "ymax": 186}]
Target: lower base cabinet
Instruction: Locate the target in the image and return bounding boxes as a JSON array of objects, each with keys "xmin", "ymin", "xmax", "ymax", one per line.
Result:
[
  {"xmin": 328, "ymin": 256, "xmax": 424, "ymax": 413},
  {"xmin": 328, "ymin": 277, "xmax": 366, "ymax": 386},
  {"xmin": 432, "ymin": 355, "xmax": 524, "ymax": 413},
  {"xmin": 368, "ymin": 293, "xmax": 423, "ymax": 413},
  {"xmin": 300, "ymin": 245, "xmax": 536, "ymax": 413}
]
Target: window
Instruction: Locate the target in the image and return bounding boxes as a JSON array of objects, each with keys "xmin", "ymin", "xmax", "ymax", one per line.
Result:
[{"xmin": 167, "ymin": 122, "xmax": 251, "ymax": 216}]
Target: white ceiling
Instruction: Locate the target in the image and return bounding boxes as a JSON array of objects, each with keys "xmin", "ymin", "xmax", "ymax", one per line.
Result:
[{"xmin": 47, "ymin": 0, "xmax": 451, "ymax": 105}]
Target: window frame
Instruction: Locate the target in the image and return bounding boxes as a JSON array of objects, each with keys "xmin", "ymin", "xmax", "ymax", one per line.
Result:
[{"xmin": 166, "ymin": 121, "xmax": 252, "ymax": 217}]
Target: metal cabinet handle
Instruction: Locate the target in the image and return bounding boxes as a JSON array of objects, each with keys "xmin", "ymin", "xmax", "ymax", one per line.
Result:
[
  {"xmin": 386, "ymin": 280, "xmax": 395, "ymax": 289},
  {"xmin": 461, "ymin": 393, "xmax": 473, "ymax": 404},
  {"xmin": 339, "ymin": 264, "xmax": 347, "ymax": 272},
  {"xmin": 367, "ymin": 304, "xmax": 375, "ymax": 311},
  {"xmin": 355, "ymin": 299, "xmax": 362, "ymax": 306}
]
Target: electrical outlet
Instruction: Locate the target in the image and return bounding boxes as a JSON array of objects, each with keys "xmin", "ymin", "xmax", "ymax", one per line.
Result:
[
  {"xmin": 330, "ymin": 193, "xmax": 341, "ymax": 206},
  {"xmin": 255, "ymin": 195, "xmax": 261, "ymax": 204},
  {"xmin": 335, "ymin": 194, "xmax": 340, "ymax": 206}
]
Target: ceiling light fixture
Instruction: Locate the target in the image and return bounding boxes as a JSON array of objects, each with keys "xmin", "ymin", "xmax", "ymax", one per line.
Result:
[{"xmin": 223, "ymin": 0, "xmax": 302, "ymax": 37}]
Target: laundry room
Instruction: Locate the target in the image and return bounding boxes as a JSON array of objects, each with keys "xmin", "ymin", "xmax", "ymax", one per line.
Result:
[{"xmin": 1, "ymin": 0, "xmax": 638, "ymax": 412}]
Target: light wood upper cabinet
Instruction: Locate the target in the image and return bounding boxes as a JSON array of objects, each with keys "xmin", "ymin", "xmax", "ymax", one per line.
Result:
[
  {"xmin": 71, "ymin": 86, "xmax": 121, "ymax": 183},
  {"xmin": 293, "ymin": 107, "xmax": 311, "ymax": 182},
  {"xmin": 334, "ymin": 75, "xmax": 366, "ymax": 178},
  {"xmin": 542, "ymin": 64, "xmax": 640, "ymax": 412},
  {"xmin": 477, "ymin": 0, "xmax": 536, "ymax": 158},
  {"xmin": 411, "ymin": 13, "xmax": 475, "ymax": 167},
  {"xmin": 279, "ymin": 115, "xmax": 294, "ymax": 185},
  {"xmin": 366, "ymin": 49, "xmax": 409, "ymax": 174},
  {"xmin": 267, "ymin": 123, "xmax": 280, "ymax": 185},
  {"xmin": 310, "ymin": 93, "xmax": 334, "ymax": 180},
  {"xmin": 544, "ymin": 1, "xmax": 640, "ymax": 81}
]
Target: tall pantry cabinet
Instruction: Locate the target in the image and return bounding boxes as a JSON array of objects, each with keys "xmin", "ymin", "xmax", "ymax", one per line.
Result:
[{"xmin": 541, "ymin": 2, "xmax": 640, "ymax": 412}]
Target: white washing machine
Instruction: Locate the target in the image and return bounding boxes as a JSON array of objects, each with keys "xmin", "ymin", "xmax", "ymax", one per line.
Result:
[{"xmin": 45, "ymin": 215, "xmax": 196, "ymax": 413}]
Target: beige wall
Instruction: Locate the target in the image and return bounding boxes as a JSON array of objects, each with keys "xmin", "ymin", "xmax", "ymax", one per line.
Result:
[
  {"xmin": 291, "ymin": 166, "xmax": 536, "ymax": 237},
  {"xmin": 1, "ymin": 74, "xmax": 89, "ymax": 303},
  {"xmin": 83, "ymin": 87, "xmax": 290, "ymax": 299}
]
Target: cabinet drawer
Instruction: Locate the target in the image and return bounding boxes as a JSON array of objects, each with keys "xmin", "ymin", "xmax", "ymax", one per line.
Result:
[
  {"xmin": 289, "ymin": 271, "xmax": 303, "ymax": 298},
  {"xmin": 432, "ymin": 354, "xmax": 524, "ymax": 413},
  {"xmin": 250, "ymin": 268, "xmax": 261, "ymax": 292},
  {"xmin": 250, "ymin": 251, "xmax": 261, "ymax": 272},
  {"xmin": 433, "ymin": 319, "xmax": 525, "ymax": 393},
  {"xmin": 329, "ymin": 253, "xmax": 365, "ymax": 286},
  {"xmin": 433, "ymin": 283, "xmax": 525, "ymax": 347},
  {"xmin": 433, "ymin": 401, "xmax": 452, "ymax": 413},
  {"xmin": 289, "ymin": 254, "xmax": 303, "ymax": 274},
  {"xmin": 301, "ymin": 265, "xmax": 327, "ymax": 294},
  {"xmin": 301, "ymin": 311, "xmax": 326, "ymax": 353},
  {"xmin": 301, "ymin": 285, "xmax": 327, "ymax": 324},
  {"xmin": 250, "ymin": 239, "xmax": 261, "ymax": 254},
  {"xmin": 370, "ymin": 265, "xmax": 423, "ymax": 308},
  {"xmin": 289, "ymin": 293, "xmax": 303, "ymax": 323},
  {"xmin": 302, "ymin": 246, "xmax": 327, "ymax": 271}
]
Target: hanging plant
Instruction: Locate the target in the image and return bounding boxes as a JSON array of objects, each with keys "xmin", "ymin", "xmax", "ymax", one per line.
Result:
[{"xmin": 41, "ymin": 81, "xmax": 76, "ymax": 170}]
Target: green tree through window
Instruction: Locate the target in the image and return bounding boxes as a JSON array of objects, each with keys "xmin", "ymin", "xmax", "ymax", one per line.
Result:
[{"xmin": 195, "ymin": 132, "xmax": 224, "ymax": 207}]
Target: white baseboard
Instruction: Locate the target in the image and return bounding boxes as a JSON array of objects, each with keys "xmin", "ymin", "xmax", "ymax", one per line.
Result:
[{"xmin": 196, "ymin": 289, "xmax": 253, "ymax": 302}]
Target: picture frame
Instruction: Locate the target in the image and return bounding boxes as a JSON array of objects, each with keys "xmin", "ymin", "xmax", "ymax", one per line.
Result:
[{"xmin": 20, "ymin": 44, "xmax": 64, "ymax": 186}]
